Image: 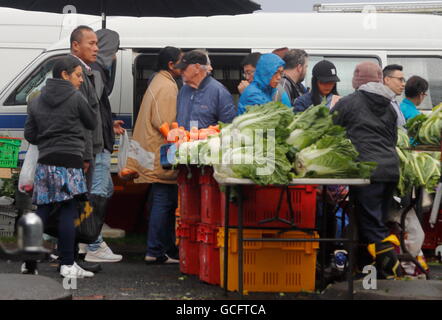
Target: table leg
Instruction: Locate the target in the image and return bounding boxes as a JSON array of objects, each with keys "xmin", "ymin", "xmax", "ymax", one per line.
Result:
[
  {"xmin": 320, "ymin": 186, "xmax": 327, "ymax": 291},
  {"xmin": 238, "ymin": 186, "xmax": 244, "ymax": 297},
  {"xmin": 347, "ymin": 194, "xmax": 356, "ymax": 300},
  {"xmin": 223, "ymin": 186, "xmax": 231, "ymax": 296}
]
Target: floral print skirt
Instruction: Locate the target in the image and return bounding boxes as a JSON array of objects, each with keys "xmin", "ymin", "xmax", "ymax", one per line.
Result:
[{"xmin": 33, "ymin": 164, "xmax": 87, "ymax": 205}]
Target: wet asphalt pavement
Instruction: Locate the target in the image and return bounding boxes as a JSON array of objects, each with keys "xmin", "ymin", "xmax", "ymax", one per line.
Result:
[
  {"xmin": 0, "ymin": 242, "xmax": 318, "ymax": 301},
  {"xmin": 1, "ymin": 241, "xmax": 442, "ymax": 301}
]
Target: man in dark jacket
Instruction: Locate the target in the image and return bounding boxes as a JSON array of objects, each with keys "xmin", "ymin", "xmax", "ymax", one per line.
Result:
[
  {"xmin": 70, "ymin": 26, "xmax": 123, "ymax": 267},
  {"xmin": 80, "ymin": 29, "xmax": 124, "ymax": 263},
  {"xmin": 70, "ymin": 25, "xmax": 100, "ymax": 175},
  {"xmin": 332, "ymin": 63, "xmax": 403, "ymax": 279},
  {"xmin": 176, "ymin": 50, "xmax": 236, "ymax": 130},
  {"xmin": 278, "ymin": 49, "xmax": 309, "ymax": 106}
]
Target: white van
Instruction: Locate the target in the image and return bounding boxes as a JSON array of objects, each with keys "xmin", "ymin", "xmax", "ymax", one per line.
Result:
[
  {"xmin": 1, "ymin": 12, "xmax": 441, "ymax": 144},
  {"xmin": 0, "ymin": 8, "xmax": 99, "ymax": 93}
]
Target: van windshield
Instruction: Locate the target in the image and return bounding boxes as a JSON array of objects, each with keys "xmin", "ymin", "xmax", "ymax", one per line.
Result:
[{"xmin": 4, "ymin": 55, "xmax": 63, "ymax": 106}]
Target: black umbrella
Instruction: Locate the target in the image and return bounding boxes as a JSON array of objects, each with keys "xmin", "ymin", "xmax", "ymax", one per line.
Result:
[{"xmin": 0, "ymin": 0, "xmax": 262, "ymax": 28}]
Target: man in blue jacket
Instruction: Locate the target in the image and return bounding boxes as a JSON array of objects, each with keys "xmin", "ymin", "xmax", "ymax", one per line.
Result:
[{"xmin": 176, "ymin": 50, "xmax": 236, "ymax": 130}]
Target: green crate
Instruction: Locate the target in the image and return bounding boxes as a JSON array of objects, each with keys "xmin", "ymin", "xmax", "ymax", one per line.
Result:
[{"xmin": 0, "ymin": 138, "xmax": 22, "ymax": 168}]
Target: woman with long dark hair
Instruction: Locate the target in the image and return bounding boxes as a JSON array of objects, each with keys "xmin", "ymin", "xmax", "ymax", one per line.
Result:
[
  {"xmin": 294, "ymin": 60, "xmax": 340, "ymax": 112},
  {"xmin": 23, "ymin": 56, "xmax": 97, "ymax": 278}
]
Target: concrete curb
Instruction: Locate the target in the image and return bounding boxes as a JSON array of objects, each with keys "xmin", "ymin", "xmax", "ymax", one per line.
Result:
[
  {"xmin": 0, "ymin": 274, "xmax": 72, "ymax": 300},
  {"xmin": 321, "ymin": 279, "xmax": 442, "ymax": 300}
]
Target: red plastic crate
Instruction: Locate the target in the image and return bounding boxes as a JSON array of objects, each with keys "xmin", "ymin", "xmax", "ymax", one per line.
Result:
[
  {"xmin": 422, "ymin": 211, "xmax": 442, "ymax": 250},
  {"xmin": 200, "ymin": 166, "xmax": 222, "ymax": 226},
  {"xmin": 177, "ymin": 165, "xmax": 201, "ymax": 223},
  {"xmin": 197, "ymin": 223, "xmax": 220, "ymax": 285},
  {"xmin": 177, "ymin": 222, "xmax": 199, "ymax": 275},
  {"xmin": 221, "ymin": 185, "xmax": 317, "ymax": 229}
]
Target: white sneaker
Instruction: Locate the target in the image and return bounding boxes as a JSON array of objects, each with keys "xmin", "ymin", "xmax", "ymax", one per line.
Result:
[
  {"xmin": 85, "ymin": 241, "xmax": 123, "ymax": 263},
  {"xmin": 144, "ymin": 255, "xmax": 179, "ymax": 264},
  {"xmin": 50, "ymin": 254, "xmax": 59, "ymax": 261},
  {"xmin": 164, "ymin": 255, "xmax": 179, "ymax": 264},
  {"xmin": 21, "ymin": 263, "xmax": 38, "ymax": 275},
  {"xmin": 60, "ymin": 262, "xmax": 94, "ymax": 278}
]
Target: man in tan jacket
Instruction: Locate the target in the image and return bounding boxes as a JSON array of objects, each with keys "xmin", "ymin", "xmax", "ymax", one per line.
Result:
[{"xmin": 126, "ymin": 46, "xmax": 183, "ymax": 264}]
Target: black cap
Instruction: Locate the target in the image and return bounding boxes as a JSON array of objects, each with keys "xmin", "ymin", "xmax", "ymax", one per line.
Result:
[
  {"xmin": 175, "ymin": 50, "xmax": 208, "ymax": 70},
  {"xmin": 312, "ymin": 60, "xmax": 340, "ymax": 82}
]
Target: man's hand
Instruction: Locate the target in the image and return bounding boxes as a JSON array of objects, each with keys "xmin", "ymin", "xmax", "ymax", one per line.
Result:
[
  {"xmin": 237, "ymin": 80, "xmax": 250, "ymax": 94},
  {"xmin": 118, "ymin": 168, "xmax": 139, "ymax": 181},
  {"xmin": 113, "ymin": 120, "xmax": 125, "ymax": 135},
  {"xmin": 83, "ymin": 161, "xmax": 90, "ymax": 173},
  {"xmin": 330, "ymin": 95, "xmax": 342, "ymax": 110}
]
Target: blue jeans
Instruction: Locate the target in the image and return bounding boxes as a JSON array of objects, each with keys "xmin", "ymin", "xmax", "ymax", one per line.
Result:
[
  {"xmin": 88, "ymin": 151, "xmax": 113, "ymax": 251},
  {"xmin": 146, "ymin": 183, "xmax": 178, "ymax": 258},
  {"xmin": 91, "ymin": 150, "xmax": 114, "ymax": 198}
]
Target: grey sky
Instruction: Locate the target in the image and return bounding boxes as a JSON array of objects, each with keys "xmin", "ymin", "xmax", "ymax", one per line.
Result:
[{"xmin": 255, "ymin": 0, "xmax": 420, "ymax": 12}]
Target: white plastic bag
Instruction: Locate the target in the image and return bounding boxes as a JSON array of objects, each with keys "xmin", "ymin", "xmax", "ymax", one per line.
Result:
[
  {"xmin": 18, "ymin": 144, "xmax": 39, "ymax": 193},
  {"xmin": 388, "ymin": 207, "xmax": 424, "ymax": 257},
  {"xmin": 403, "ymin": 209, "xmax": 425, "ymax": 258},
  {"xmin": 117, "ymin": 131, "xmax": 130, "ymax": 172}
]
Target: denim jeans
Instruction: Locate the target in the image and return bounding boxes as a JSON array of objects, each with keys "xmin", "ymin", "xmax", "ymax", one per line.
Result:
[
  {"xmin": 87, "ymin": 150, "xmax": 113, "ymax": 251},
  {"xmin": 146, "ymin": 183, "xmax": 178, "ymax": 258},
  {"xmin": 90, "ymin": 150, "xmax": 114, "ymax": 198}
]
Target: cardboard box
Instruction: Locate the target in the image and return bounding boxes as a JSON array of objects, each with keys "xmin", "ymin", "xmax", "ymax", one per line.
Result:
[{"xmin": 0, "ymin": 168, "xmax": 12, "ymax": 179}]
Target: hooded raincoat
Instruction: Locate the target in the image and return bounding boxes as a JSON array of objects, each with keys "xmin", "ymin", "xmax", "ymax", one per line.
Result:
[
  {"xmin": 237, "ymin": 53, "xmax": 291, "ymax": 115},
  {"xmin": 332, "ymin": 82, "xmax": 399, "ymax": 244},
  {"xmin": 332, "ymin": 82, "xmax": 399, "ymax": 182},
  {"xmin": 24, "ymin": 78, "xmax": 97, "ymax": 166}
]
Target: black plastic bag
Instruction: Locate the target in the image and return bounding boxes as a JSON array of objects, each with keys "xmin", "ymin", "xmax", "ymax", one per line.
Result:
[{"xmin": 44, "ymin": 199, "xmax": 105, "ymax": 244}]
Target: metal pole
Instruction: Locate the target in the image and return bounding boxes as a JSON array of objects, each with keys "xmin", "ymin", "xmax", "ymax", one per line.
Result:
[{"xmin": 101, "ymin": 0, "xmax": 107, "ymax": 29}]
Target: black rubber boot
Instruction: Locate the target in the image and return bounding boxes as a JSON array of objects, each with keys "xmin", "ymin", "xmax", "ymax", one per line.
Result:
[
  {"xmin": 368, "ymin": 235, "xmax": 403, "ymax": 280},
  {"xmin": 374, "ymin": 242, "xmax": 402, "ymax": 279}
]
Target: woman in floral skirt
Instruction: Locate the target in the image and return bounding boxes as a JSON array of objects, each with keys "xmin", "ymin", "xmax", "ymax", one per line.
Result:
[{"xmin": 24, "ymin": 56, "xmax": 97, "ymax": 278}]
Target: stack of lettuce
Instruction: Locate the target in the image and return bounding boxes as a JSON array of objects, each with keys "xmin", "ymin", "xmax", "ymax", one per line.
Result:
[
  {"xmin": 407, "ymin": 103, "xmax": 442, "ymax": 146},
  {"xmin": 396, "ymin": 128, "xmax": 440, "ymax": 197},
  {"xmin": 175, "ymin": 103, "xmax": 376, "ymax": 185}
]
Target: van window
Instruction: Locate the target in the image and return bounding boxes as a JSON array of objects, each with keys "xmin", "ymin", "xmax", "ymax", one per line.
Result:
[
  {"xmin": 305, "ymin": 56, "xmax": 381, "ymax": 98},
  {"xmin": 4, "ymin": 55, "xmax": 64, "ymax": 106},
  {"xmin": 4, "ymin": 54, "xmax": 118, "ymax": 106},
  {"xmin": 387, "ymin": 56, "xmax": 442, "ymax": 110}
]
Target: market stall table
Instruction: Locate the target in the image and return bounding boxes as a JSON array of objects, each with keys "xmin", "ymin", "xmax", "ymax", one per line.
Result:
[{"xmin": 215, "ymin": 176, "xmax": 371, "ymax": 299}]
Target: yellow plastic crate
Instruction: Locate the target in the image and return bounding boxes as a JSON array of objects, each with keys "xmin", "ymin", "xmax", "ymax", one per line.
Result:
[{"xmin": 218, "ymin": 229, "xmax": 319, "ymax": 293}]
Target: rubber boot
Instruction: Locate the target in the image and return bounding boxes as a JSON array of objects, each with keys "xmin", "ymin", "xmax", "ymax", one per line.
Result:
[{"xmin": 367, "ymin": 235, "xmax": 403, "ymax": 280}]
